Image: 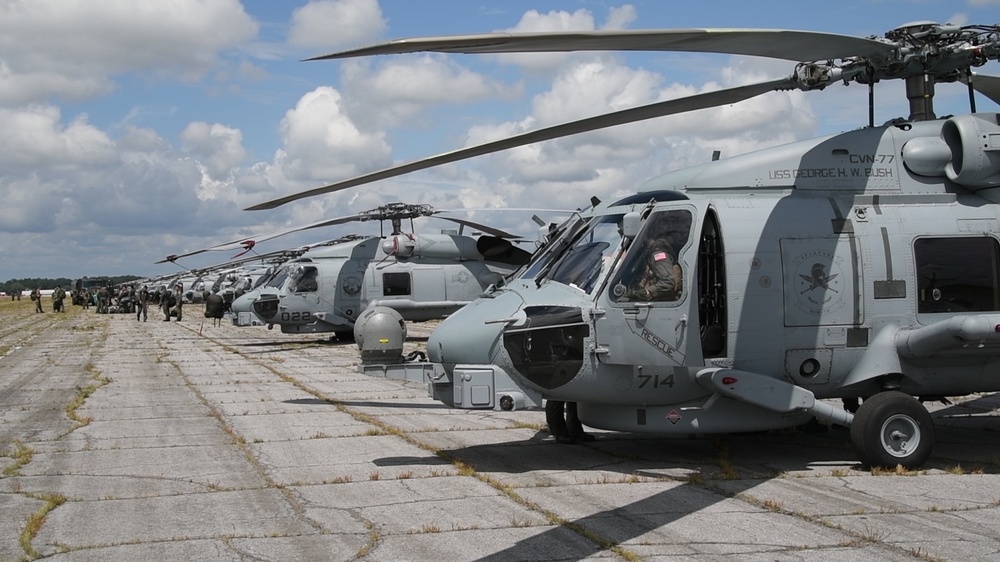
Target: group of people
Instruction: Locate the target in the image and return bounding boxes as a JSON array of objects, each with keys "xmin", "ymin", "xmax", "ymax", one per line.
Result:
[
  {"xmin": 75, "ymin": 285, "xmax": 126, "ymax": 313},
  {"xmin": 23, "ymin": 281, "xmax": 226, "ymax": 327},
  {"xmin": 137, "ymin": 283, "xmax": 223, "ymax": 325},
  {"xmin": 30, "ymin": 286, "xmax": 66, "ymax": 313}
]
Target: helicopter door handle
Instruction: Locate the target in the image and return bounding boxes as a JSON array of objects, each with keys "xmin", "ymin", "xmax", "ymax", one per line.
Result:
[{"xmin": 676, "ymin": 314, "xmax": 687, "ymax": 332}]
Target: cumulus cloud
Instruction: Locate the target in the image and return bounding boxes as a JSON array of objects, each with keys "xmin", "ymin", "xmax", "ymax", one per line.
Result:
[
  {"xmin": 340, "ymin": 56, "xmax": 521, "ymax": 129},
  {"xmin": 0, "ymin": 0, "xmax": 257, "ymax": 105},
  {"xmin": 0, "ymin": 105, "xmax": 216, "ymax": 234},
  {"xmin": 181, "ymin": 122, "xmax": 248, "ymax": 181},
  {"xmin": 274, "ymin": 86, "xmax": 392, "ymax": 185},
  {"xmin": 288, "ymin": 0, "xmax": 386, "ymax": 51},
  {"xmin": 0, "ymin": 105, "xmax": 117, "ymax": 168},
  {"xmin": 491, "ymin": 8, "xmax": 617, "ymax": 72}
]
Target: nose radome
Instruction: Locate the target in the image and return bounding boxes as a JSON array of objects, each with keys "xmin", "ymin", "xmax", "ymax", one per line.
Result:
[{"xmin": 427, "ymin": 292, "xmax": 524, "ymax": 365}]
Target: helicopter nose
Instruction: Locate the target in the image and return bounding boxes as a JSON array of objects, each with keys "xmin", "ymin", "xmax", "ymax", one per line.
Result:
[
  {"xmin": 428, "ymin": 292, "xmax": 524, "ymax": 366},
  {"xmin": 253, "ymin": 293, "xmax": 279, "ymax": 321},
  {"xmin": 231, "ymin": 290, "xmax": 263, "ymax": 314}
]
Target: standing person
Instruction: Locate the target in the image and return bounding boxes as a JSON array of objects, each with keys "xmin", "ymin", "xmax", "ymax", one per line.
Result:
[
  {"xmin": 31, "ymin": 287, "xmax": 43, "ymax": 313},
  {"xmin": 97, "ymin": 286, "xmax": 110, "ymax": 314},
  {"xmin": 136, "ymin": 285, "xmax": 149, "ymax": 322},
  {"xmin": 172, "ymin": 284, "xmax": 184, "ymax": 321},
  {"xmin": 53, "ymin": 285, "xmax": 66, "ymax": 312},
  {"xmin": 162, "ymin": 285, "xmax": 174, "ymax": 321}
]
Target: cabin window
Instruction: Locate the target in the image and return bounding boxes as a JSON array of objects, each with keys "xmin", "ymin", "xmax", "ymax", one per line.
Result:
[
  {"xmin": 383, "ymin": 272, "xmax": 411, "ymax": 296},
  {"xmin": 610, "ymin": 209, "xmax": 692, "ymax": 303},
  {"xmin": 291, "ymin": 266, "xmax": 319, "ymax": 293},
  {"xmin": 915, "ymin": 237, "xmax": 1000, "ymax": 313}
]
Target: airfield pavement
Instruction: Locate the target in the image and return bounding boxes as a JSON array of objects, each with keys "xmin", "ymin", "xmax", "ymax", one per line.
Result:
[{"xmin": 2, "ymin": 298, "xmax": 1000, "ymax": 562}]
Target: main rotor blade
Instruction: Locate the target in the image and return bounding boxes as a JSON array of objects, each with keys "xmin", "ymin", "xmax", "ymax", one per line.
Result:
[
  {"xmin": 225, "ymin": 213, "xmax": 369, "ymax": 246},
  {"xmin": 306, "ymin": 28, "xmax": 894, "ymax": 63},
  {"xmin": 963, "ymin": 72, "xmax": 1000, "ymax": 106},
  {"xmin": 247, "ymin": 76, "xmax": 796, "ymax": 211},
  {"xmin": 155, "ymin": 213, "xmax": 367, "ymax": 264},
  {"xmin": 430, "ymin": 215, "xmax": 519, "ymax": 239}
]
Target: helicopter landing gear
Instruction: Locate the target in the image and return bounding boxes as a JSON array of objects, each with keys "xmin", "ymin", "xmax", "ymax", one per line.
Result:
[
  {"xmin": 334, "ymin": 330, "xmax": 355, "ymax": 342},
  {"xmin": 545, "ymin": 400, "xmax": 593, "ymax": 443},
  {"xmin": 850, "ymin": 391, "xmax": 934, "ymax": 469}
]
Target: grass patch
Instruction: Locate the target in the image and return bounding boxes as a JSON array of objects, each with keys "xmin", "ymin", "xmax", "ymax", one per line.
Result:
[
  {"xmin": 64, "ymin": 363, "xmax": 111, "ymax": 430},
  {"xmin": 20, "ymin": 493, "xmax": 67, "ymax": 560},
  {"xmin": 2, "ymin": 440, "xmax": 34, "ymax": 477},
  {"xmin": 870, "ymin": 465, "xmax": 922, "ymax": 476}
]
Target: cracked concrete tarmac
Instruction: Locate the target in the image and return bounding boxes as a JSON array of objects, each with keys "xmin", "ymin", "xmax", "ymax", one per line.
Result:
[{"xmin": 2, "ymin": 298, "xmax": 1000, "ymax": 561}]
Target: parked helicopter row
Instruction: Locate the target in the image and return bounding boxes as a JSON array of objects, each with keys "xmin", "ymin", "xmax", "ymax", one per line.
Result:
[
  {"xmin": 161, "ymin": 202, "xmax": 553, "ymax": 339},
  {"xmin": 227, "ymin": 21, "xmax": 1000, "ymax": 470}
]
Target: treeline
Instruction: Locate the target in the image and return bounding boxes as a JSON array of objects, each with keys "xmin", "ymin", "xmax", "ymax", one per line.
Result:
[{"xmin": 1, "ymin": 276, "xmax": 143, "ymax": 293}]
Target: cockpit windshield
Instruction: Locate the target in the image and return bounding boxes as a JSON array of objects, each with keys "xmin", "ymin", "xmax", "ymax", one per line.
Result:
[
  {"xmin": 531, "ymin": 214, "xmax": 625, "ymax": 294},
  {"xmin": 521, "ymin": 214, "xmax": 590, "ymax": 281},
  {"xmin": 252, "ymin": 269, "xmax": 273, "ymax": 290},
  {"xmin": 265, "ymin": 266, "xmax": 290, "ymax": 289}
]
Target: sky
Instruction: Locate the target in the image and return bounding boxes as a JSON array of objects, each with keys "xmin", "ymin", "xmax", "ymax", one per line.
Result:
[{"xmin": 1, "ymin": 0, "xmax": 998, "ymax": 281}]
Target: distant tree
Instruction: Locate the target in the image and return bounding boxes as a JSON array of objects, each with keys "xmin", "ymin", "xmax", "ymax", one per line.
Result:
[{"xmin": 1, "ymin": 276, "xmax": 143, "ymax": 293}]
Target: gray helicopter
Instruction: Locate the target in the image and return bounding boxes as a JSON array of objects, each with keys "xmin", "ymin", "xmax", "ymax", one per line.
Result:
[
  {"xmin": 250, "ymin": 22, "xmax": 1000, "ymax": 469},
  {"xmin": 165, "ymin": 202, "xmax": 536, "ymax": 340}
]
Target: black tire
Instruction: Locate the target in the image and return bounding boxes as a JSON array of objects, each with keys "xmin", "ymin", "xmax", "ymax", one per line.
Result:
[{"xmin": 850, "ymin": 391, "xmax": 934, "ymax": 469}]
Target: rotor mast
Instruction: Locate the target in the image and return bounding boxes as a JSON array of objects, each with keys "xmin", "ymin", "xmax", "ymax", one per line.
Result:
[{"xmin": 905, "ymin": 74, "xmax": 936, "ymax": 121}]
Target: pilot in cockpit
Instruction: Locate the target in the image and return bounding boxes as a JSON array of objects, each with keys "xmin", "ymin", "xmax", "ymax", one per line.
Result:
[{"xmin": 622, "ymin": 238, "xmax": 682, "ymax": 302}]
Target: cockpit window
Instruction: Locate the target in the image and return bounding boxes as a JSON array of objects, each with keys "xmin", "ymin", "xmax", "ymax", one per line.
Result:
[
  {"xmin": 610, "ymin": 209, "xmax": 692, "ymax": 303},
  {"xmin": 546, "ymin": 214, "xmax": 625, "ymax": 294},
  {"xmin": 291, "ymin": 266, "xmax": 319, "ymax": 293}
]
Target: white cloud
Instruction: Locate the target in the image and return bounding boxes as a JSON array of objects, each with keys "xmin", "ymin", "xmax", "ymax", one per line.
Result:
[
  {"xmin": 340, "ymin": 56, "xmax": 521, "ymax": 129},
  {"xmin": 493, "ymin": 8, "xmax": 607, "ymax": 72},
  {"xmin": 181, "ymin": 122, "xmax": 248, "ymax": 181},
  {"xmin": 0, "ymin": 0, "xmax": 257, "ymax": 105},
  {"xmin": 275, "ymin": 86, "xmax": 392, "ymax": 185},
  {"xmin": 288, "ymin": 0, "xmax": 386, "ymax": 51},
  {"xmin": 604, "ymin": 5, "xmax": 638, "ymax": 30},
  {"xmin": 0, "ymin": 105, "xmax": 117, "ymax": 168},
  {"xmin": 0, "ymin": 105, "xmax": 258, "ymax": 249}
]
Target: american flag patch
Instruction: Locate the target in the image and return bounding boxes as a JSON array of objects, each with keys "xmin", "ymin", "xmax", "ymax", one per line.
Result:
[{"xmin": 653, "ymin": 251, "xmax": 667, "ymax": 261}]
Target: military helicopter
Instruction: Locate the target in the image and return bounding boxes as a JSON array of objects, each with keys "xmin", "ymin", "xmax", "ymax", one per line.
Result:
[
  {"xmin": 165, "ymin": 202, "xmax": 539, "ymax": 339},
  {"xmin": 246, "ymin": 202, "xmax": 538, "ymax": 340},
  {"xmin": 248, "ymin": 22, "xmax": 1000, "ymax": 469}
]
